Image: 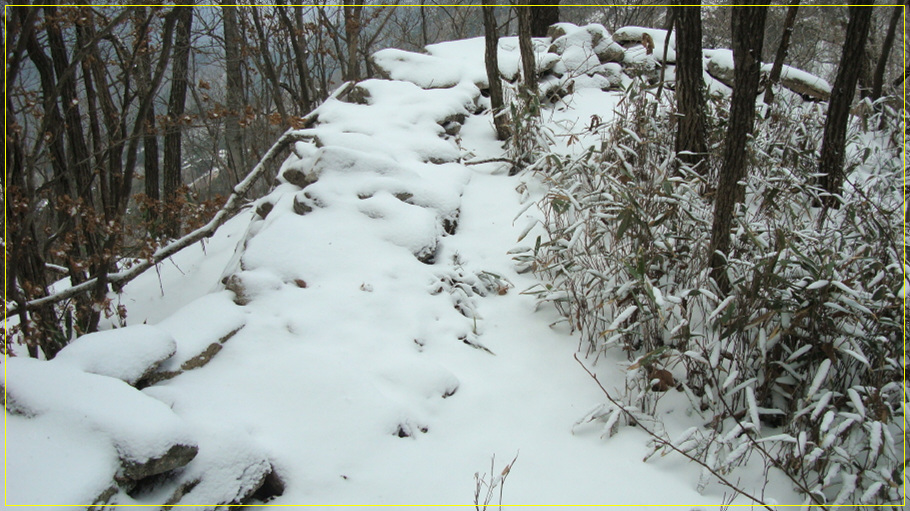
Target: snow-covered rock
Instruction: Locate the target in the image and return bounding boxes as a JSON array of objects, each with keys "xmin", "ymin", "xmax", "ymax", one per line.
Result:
[
  {"xmin": 149, "ymin": 291, "xmax": 247, "ymax": 379},
  {"xmin": 3, "ymin": 357, "xmax": 198, "ymax": 504},
  {"xmin": 704, "ymin": 49, "xmax": 735, "ymax": 87},
  {"xmin": 371, "ymin": 49, "xmax": 465, "ymax": 89},
  {"xmin": 53, "ymin": 324, "xmax": 177, "ymax": 386},
  {"xmin": 548, "ymin": 23, "xmax": 625, "ymax": 66},
  {"xmin": 614, "ymin": 25, "xmax": 676, "ymax": 63},
  {"xmin": 373, "ymin": 36, "xmax": 556, "ymax": 90}
]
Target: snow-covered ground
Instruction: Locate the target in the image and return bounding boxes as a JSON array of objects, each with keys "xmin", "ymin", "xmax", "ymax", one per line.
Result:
[{"xmin": 5, "ymin": 25, "xmax": 819, "ymax": 509}]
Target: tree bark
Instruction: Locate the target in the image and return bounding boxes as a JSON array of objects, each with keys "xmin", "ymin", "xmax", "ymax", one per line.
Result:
[
  {"xmin": 529, "ymin": 1, "xmax": 560, "ymax": 37},
  {"xmin": 871, "ymin": 5, "xmax": 901, "ymax": 101},
  {"xmin": 135, "ymin": 7, "xmax": 160, "ymax": 223},
  {"xmin": 517, "ymin": 6, "xmax": 537, "ymax": 96},
  {"xmin": 762, "ymin": 0, "xmax": 800, "ymax": 106},
  {"xmin": 673, "ymin": 5, "xmax": 707, "ymax": 171},
  {"xmin": 344, "ymin": 1, "xmax": 364, "ymax": 82},
  {"xmin": 817, "ymin": 3, "xmax": 874, "ymax": 209},
  {"xmin": 163, "ymin": 4, "xmax": 194, "ymax": 238},
  {"xmin": 222, "ymin": 4, "xmax": 246, "ymax": 186},
  {"xmin": 708, "ymin": 5, "xmax": 767, "ymax": 294},
  {"xmin": 483, "ymin": 3, "xmax": 510, "ymax": 141}
]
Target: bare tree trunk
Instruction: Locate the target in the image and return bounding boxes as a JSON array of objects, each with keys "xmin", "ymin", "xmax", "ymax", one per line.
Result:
[
  {"xmin": 709, "ymin": 5, "xmax": 767, "ymax": 294},
  {"xmin": 817, "ymin": 2, "xmax": 874, "ymax": 209},
  {"xmin": 163, "ymin": 4, "xmax": 194, "ymax": 238},
  {"xmin": 344, "ymin": 1, "xmax": 364, "ymax": 82},
  {"xmin": 420, "ymin": 0, "xmax": 429, "ymax": 47},
  {"xmin": 134, "ymin": 7, "xmax": 161, "ymax": 228},
  {"xmin": 222, "ymin": 4, "xmax": 246, "ymax": 186},
  {"xmin": 517, "ymin": 6, "xmax": 537, "ymax": 96},
  {"xmin": 871, "ymin": 5, "xmax": 901, "ymax": 101},
  {"xmin": 483, "ymin": 3, "xmax": 510, "ymax": 141},
  {"xmin": 673, "ymin": 4, "xmax": 707, "ymax": 171},
  {"xmin": 762, "ymin": 0, "xmax": 800, "ymax": 106},
  {"xmin": 529, "ymin": 0, "xmax": 559, "ymax": 37}
]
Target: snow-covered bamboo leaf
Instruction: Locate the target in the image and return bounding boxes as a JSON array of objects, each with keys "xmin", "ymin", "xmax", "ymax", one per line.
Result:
[{"xmin": 805, "ymin": 359, "xmax": 831, "ymax": 400}]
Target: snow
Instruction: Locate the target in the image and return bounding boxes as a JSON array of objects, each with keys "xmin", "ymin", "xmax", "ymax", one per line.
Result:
[
  {"xmin": 764, "ymin": 63, "xmax": 833, "ymax": 95},
  {"xmin": 52, "ymin": 324, "xmax": 176, "ymax": 385},
  {"xmin": 6, "ymin": 413, "xmax": 118, "ymax": 507},
  {"xmin": 614, "ymin": 26, "xmax": 676, "ymax": 62},
  {"xmin": 4, "ymin": 357, "xmax": 196, "ymax": 504},
  {"xmin": 373, "ymin": 36, "xmax": 553, "ymax": 89},
  {"xmin": 5, "ymin": 23, "xmax": 823, "ymax": 509},
  {"xmin": 153, "ymin": 291, "xmax": 247, "ymax": 372}
]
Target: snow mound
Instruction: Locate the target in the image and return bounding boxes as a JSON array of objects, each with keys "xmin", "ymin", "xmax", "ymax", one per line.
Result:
[
  {"xmin": 53, "ymin": 324, "xmax": 177, "ymax": 385},
  {"xmin": 614, "ymin": 25, "xmax": 676, "ymax": 63},
  {"xmin": 549, "ymin": 23, "xmax": 624, "ymax": 68},
  {"xmin": 153, "ymin": 291, "xmax": 247, "ymax": 373},
  {"xmin": 4, "ymin": 357, "xmax": 197, "ymax": 504},
  {"xmin": 373, "ymin": 36, "xmax": 555, "ymax": 90},
  {"xmin": 158, "ymin": 426, "xmax": 272, "ymax": 506},
  {"xmin": 371, "ymin": 48, "xmax": 467, "ymax": 89}
]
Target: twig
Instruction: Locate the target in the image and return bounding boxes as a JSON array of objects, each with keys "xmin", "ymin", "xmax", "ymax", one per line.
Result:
[
  {"xmin": 6, "ymin": 81, "xmax": 355, "ymax": 318},
  {"xmin": 706, "ymin": 369, "xmax": 829, "ymax": 509},
  {"xmin": 574, "ymin": 353, "xmax": 777, "ymax": 511},
  {"xmin": 463, "ymin": 157, "xmax": 517, "ymax": 167}
]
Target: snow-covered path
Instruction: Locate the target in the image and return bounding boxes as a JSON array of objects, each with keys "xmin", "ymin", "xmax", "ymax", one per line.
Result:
[{"xmin": 5, "ymin": 28, "xmax": 803, "ymax": 509}]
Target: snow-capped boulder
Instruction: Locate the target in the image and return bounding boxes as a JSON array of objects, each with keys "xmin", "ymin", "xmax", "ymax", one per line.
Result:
[
  {"xmin": 148, "ymin": 291, "xmax": 247, "ymax": 378},
  {"xmin": 592, "ymin": 62, "xmax": 624, "ymax": 82},
  {"xmin": 705, "ymin": 49, "xmax": 735, "ymax": 88},
  {"xmin": 548, "ymin": 23, "xmax": 625, "ymax": 71},
  {"xmin": 3, "ymin": 357, "xmax": 198, "ymax": 504},
  {"xmin": 614, "ymin": 25, "xmax": 676, "ymax": 63},
  {"xmin": 613, "ymin": 25, "xmax": 676, "ymax": 49},
  {"xmin": 156, "ymin": 426, "xmax": 275, "ymax": 507},
  {"xmin": 53, "ymin": 324, "xmax": 176, "ymax": 386},
  {"xmin": 371, "ymin": 49, "xmax": 464, "ymax": 89}
]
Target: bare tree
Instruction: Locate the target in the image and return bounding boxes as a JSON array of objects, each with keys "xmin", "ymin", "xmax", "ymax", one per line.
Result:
[
  {"xmin": 870, "ymin": 5, "xmax": 901, "ymax": 101},
  {"xmin": 483, "ymin": 2, "xmax": 510, "ymax": 141},
  {"xmin": 222, "ymin": 4, "xmax": 247, "ymax": 185},
  {"xmin": 163, "ymin": 4, "xmax": 194, "ymax": 238},
  {"xmin": 530, "ymin": 1, "xmax": 559, "ymax": 37},
  {"xmin": 517, "ymin": 5, "xmax": 537, "ymax": 95},
  {"xmin": 673, "ymin": 4, "xmax": 707, "ymax": 171},
  {"xmin": 344, "ymin": 0, "xmax": 364, "ymax": 81},
  {"xmin": 817, "ymin": 2, "xmax": 874, "ymax": 209},
  {"xmin": 709, "ymin": 4, "xmax": 768, "ymax": 293},
  {"xmin": 762, "ymin": 0, "xmax": 800, "ymax": 106},
  {"xmin": 135, "ymin": 7, "xmax": 161, "ymax": 227}
]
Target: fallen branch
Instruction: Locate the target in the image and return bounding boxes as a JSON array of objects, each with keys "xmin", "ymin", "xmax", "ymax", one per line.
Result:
[
  {"xmin": 6, "ymin": 81, "xmax": 355, "ymax": 318},
  {"xmin": 463, "ymin": 157, "xmax": 517, "ymax": 167},
  {"xmin": 573, "ymin": 354, "xmax": 777, "ymax": 511}
]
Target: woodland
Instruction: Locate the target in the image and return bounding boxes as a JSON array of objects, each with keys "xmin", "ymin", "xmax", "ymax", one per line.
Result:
[{"xmin": 2, "ymin": 1, "xmax": 908, "ymax": 508}]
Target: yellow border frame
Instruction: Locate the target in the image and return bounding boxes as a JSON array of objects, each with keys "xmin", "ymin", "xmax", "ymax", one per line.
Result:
[{"xmin": 1, "ymin": 2, "xmax": 906, "ymax": 508}]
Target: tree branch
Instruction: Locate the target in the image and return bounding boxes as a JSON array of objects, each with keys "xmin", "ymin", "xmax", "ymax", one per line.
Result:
[{"xmin": 5, "ymin": 82, "xmax": 355, "ymax": 318}]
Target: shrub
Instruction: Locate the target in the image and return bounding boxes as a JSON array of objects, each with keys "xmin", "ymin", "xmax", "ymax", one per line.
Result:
[{"xmin": 520, "ymin": 81, "xmax": 907, "ymax": 506}]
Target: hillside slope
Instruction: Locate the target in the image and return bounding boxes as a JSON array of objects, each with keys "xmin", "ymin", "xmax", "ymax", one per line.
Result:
[{"xmin": 4, "ymin": 25, "xmax": 838, "ymax": 509}]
